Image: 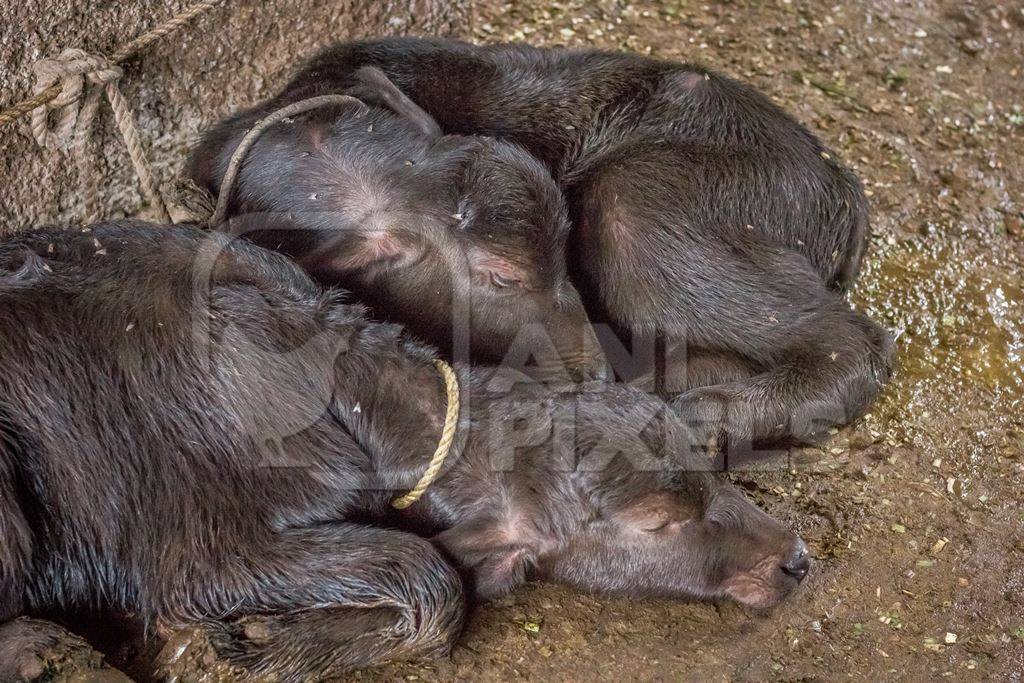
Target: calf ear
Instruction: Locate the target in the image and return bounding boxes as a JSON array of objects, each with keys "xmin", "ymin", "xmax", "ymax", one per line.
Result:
[
  {"xmin": 433, "ymin": 520, "xmax": 535, "ymax": 599},
  {"xmin": 347, "ymin": 66, "xmax": 442, "ymax": 141},
  {"xmin": 303, "ymin": 230, "xmax": 421, "ymax": 275}
]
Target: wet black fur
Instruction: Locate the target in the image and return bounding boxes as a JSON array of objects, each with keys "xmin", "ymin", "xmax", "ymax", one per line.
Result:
[{"xmin": 0, "ymin": 223, "xmax": 805, "ymax": 680}]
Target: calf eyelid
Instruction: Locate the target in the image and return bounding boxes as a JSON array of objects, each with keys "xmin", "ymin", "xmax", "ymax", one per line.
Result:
[
  {"xmin": 647, "ymin": 518, "xmax": 695, "ymax": 534},
  {"xmin": 490, "ymin": 272, "xmax": 522, "ymax": 289}
]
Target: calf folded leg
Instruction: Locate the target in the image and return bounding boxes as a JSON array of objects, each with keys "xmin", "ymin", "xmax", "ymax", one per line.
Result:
[
  {"xmin": 576, "ymin": 160, "xmax": 893, "ymax": 451},
  {"xmin": 628, "ymin": 345, "xmax": 755, "ymax": 395},
  {"xmin": 155, "ymin": 524, "xmax": 465, "ymax": 680},
  {"xmin": 1, "ymin": 440, "xmax": 32, "ymax": 623},
  {"xmin": 0, "ymin": 618, "xmax": 131, "ymax": 682},
  {"xmin": 668, "ymin": 300, "xmax": 893, "ymax": 452}
]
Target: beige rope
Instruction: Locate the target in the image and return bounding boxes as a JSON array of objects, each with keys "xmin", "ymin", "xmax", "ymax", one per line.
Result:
[
  {"xmin": 0, "ymin": 87, "xmax": 62, "ymax": 129},
  {"xmin": 197, "ymin": 92, "xmax": 454, "ymax": 509},
  {"xmin": 31, "ymin": 49, "xmax": 171, "ymax": 222},
  {"xmin": 0, "ymin": 0, "xmax": 225, "ymax": 129},
  {"xmin": 392, "ymin": 360, "xmax": 462, "ymax": 510},
  {"xmin": 108, "ymin": 0, "xmax": 226, "ymax": 65},
  {"xmin": 208, "ymin": 94, "xmax": 365, "ymax": 228},
  {"xmin": 0, "ymin": 0, "xmax": 227, "ymax": 222},
  {"xmin": 194, "ymin": 93, "xmax": 456, "ymax": 510}
]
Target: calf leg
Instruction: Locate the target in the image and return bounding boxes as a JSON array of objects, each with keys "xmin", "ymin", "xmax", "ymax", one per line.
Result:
[
  {"xmin": 0, "ymin": 456, "xmax": 31, "ymax": 623},
  {"xmin": 154, "ymin": 524, "xmax": 464, "ymax": 680},
  {"xmin": 628, "ymin": 345, "xmax": 755, "ymax": 395},
  {"xmin": 0, "ymin": 618, "xmax": 131, "ymax": 682},
  {"xmin": 667, "ymin": 301, "xmax": 893, "ymax": 452},
  {"xmin": 575, "ymin": 156, "xmax": 893, "ymax": 450}
]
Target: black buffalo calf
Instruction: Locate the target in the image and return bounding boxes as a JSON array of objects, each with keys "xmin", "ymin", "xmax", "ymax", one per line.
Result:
[
  {"xmin": 203, "ymin": 38, "xmax": 894, "ymax": 451},
  {"xmin": 189, "ymin": 67, "xmax": 604, "ymax": 384},
  {"xmin": 0, "ymin": 223, "xmax": 808, "ymax": 680}
]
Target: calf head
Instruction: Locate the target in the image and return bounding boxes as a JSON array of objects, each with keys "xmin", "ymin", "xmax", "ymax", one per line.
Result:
[
  {"xmin": 536, "ymin": 483, "xmax": 810, "ymax": 609},
  {"xmin": 191, "ymin": 69, "xmax": 604, "ymax": 383},
  {"xmin": 344, "ymin": 136, "xmax": 601, "ymax": 383},
  {"xmin": 432, "ymin": 384, "xmax": 809, "ymax": 609}
]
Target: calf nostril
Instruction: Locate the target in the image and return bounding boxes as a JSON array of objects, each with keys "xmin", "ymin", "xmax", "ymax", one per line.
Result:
[
  {"xmin": 781, "ymin": 555, "xmax": 810, "ymax": 581},
  {"xmin": 781, "ymin": 539, "xmax": 811, "ymax": 581}
]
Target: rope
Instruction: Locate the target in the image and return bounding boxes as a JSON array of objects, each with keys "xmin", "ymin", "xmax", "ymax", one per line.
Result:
[
  {"xmin": 0, "ymin": 0, "xmax": 225, "ymax": 129},
  {"xmin": 197, "ymin": 93, "xmax": 451, "ymax": 509},
  {"xmin": 30, "ymin": 49, "xmax": 171, "ymax": 222},
  {"xmin": 208, "ymin": 94, "xmax": 365, "ymax": 228},
  {"xmin": 0, "ymin": 88, "xmax": 62, "ymax": 129},
  {"xmin": 392, "ymin": 360, "xmax": 462, "ymax": 510},
  {"xmin": 0, "ymin": 0, "xmax": 226, "ymax": 222},
  {"xmin": 109, "ymin": 0, "xmax": 225, "ymax": 64},
  {"xmin": 184, "ymin": 92, "xmax": 454, "ymax": 509}
]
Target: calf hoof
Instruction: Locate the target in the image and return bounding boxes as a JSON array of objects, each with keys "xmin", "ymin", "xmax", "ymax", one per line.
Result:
[
  {"xmin": 155, "ymin": 606, "xmax": 426, "ymax": 681},
  {"xmin": 671, "ymin": 387, "xmax": 734, "ymax": 458},
  {"xmin": 0, "ymin": 618, "xmax": 131, "ymax": 682}
]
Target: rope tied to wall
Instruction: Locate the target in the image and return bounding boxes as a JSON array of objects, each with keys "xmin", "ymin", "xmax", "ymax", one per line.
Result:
[
  {"xmin": 30, "ymin": 48, "xmax": 170, "ymax": 223},
  {"xmin": 0, "ymin": 0, "xmax": 227, "ymax": 223}
]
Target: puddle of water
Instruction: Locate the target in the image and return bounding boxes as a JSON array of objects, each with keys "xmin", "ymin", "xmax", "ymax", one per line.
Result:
[{"xmin": 854, "ymin": 229, "xmax": 1023, "ymax": 473}]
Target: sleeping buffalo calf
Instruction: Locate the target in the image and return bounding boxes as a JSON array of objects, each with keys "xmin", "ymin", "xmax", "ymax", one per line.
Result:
[
  {"xmin": 189, "ymin": 67, "xmax": 604, "ymax": 384},
  {"xmin": 0, "ymin": 223, "xmax": 808, "ymax": 680},
  {"xmin": 194, "ymin": 38, "xmax": 894, "ymax": 451}
]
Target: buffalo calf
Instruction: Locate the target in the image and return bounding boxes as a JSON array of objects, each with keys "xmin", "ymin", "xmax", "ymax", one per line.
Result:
[
  {"xmin": 190, "ymin": 67, "xmax": 604, "ymax": 383},
  {"xmin": 206, "ymin": 38, "xmax": 894, "ymax": 451},
  {"xmin": 1, "ymin": 222, "xmax": 808, "ymax": 679}
]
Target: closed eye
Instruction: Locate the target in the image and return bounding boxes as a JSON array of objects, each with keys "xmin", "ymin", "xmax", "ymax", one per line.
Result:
[{"xmin": 490, "ymin": 272, "xmax": 522, "ymax": 289}]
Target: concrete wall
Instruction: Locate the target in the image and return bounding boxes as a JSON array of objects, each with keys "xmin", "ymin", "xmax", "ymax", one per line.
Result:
[{"xmin": 0, "ymin": 0, "xmax": 472, "ymax": 234}]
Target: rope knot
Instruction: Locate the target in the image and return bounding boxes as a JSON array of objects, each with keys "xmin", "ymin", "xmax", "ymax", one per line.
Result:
[
  {"xmin": 0, "ymin": 0, "xmax": 225, "ymax": 224},
  {"xmin": 27, "ymin": 47, "xmax": 169, "ymax": 223},
  {"xmin": 31, "ymin": 48, "xmax": 123, "ymax": 149}
]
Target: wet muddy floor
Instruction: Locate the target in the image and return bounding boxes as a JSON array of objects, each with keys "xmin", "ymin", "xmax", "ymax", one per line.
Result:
[{"xmin": 27, "ymin": 0, "xmax": 1024, "ymax": 681}]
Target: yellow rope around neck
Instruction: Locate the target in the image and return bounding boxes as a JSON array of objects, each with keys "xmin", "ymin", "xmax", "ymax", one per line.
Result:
[{"xmin": 392, "ymin": 359, "xmax": 461, "ymax": 510}]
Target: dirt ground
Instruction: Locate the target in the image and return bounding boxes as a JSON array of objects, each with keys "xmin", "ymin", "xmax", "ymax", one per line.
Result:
[{"xmin": 16, "ymin": 0, "xmax": 1024, "ymax": 681}]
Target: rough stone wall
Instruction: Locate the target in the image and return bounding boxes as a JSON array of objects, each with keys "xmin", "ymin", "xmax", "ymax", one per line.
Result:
[{"xmin": 0, "ymin": 0, "xmax": 472, "ymax": 235}]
